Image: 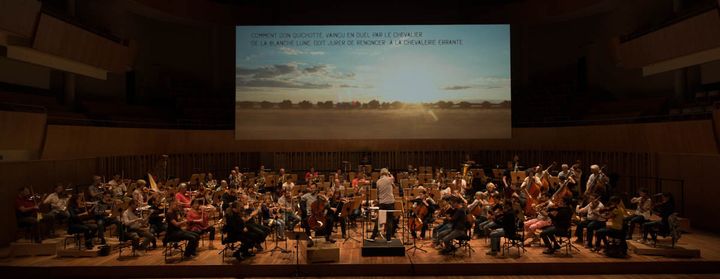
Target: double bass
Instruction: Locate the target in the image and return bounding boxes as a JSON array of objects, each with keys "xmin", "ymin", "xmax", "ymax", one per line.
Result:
[
  {"xmin": 524, "ymin": 173, "xmax": 542, "ymax": 217},
  {"xmin": 539, "ymin": 162, "xmax": 557, "ymax": 194}
]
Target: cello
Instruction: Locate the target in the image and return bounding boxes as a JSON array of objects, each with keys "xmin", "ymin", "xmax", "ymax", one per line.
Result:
[
  {"xmin": 307, "ymin": 194, "xmax": 328, "ymax": 232},
  {"xmin": 408, "ymin": 198, "xmax": 428, "ymax": 232}
]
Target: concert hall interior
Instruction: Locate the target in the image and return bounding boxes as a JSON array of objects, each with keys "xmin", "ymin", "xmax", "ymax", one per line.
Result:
[{"xmin": 1, "ymin": 0, "xmax": 720, "ymax": 278}]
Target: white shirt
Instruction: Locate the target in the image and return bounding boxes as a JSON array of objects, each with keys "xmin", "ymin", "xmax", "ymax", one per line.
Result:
[
  {"xmin": 132, "ymin": 189, "xmax": 145, "ymax": 205},
  {"xmin": 43, "ymin": 193, "xmax": 69, "ymax": 211},
  {"xmin": 578, "ymin": 202, "xmax": 606, "ymax": 221},
  {"xmin": 440, "ymin": 187, "xmax": 452, "ymax": 198},
  {"xmin": 631, "ymin": 197, "xmax": 652, "ymax": 219},
  {"xmin": 277, "ymin": 195, "xmax": 292, "ymax": 210},
  {"xmin": 301, "ymin": 192, "xmax": 318, "ymax": 215},
  {"xmin": 122, "ymin": 208, "xmax": 142, "ymax": 230}
]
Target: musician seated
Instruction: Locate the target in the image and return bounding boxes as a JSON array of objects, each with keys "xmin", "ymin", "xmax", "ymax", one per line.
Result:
[
  {"xmin": 523, "ymin": 196, "xmax": 552, "ymax": 242},
  {"xmin": 439, "ymin": 198, "xmax": 468, "ymax": 255},
  {"xmin": 43, "ymin": 184, "xmax": 70, "ymax": 223},
  {"xmin": 484, "ymin": 183, "xmax": 500, "ymax": 203},
  {"xmin": 575, "ymin": 194, "xmax": 606, "ymax": 248},
  {"xmin": 165, "ymin": 200, "xmax": 200, "ymax": 258},
  {"xmin": 625, "ymin": 188, "xmax": 651, "ymax": 240},
  {"xmin": 146, "ymin": 195, "xmax": 166, "ymax": 236},
  {"xmin": 108, "ymin": 174, "xmax": 127, "ymax": 197},
  {"xmin": 277, "ymin": 191, "xmax": 300, "ymax": 229},
  {"xmin": 540, "ymin": 197, "xmax": 572, "ymax": 254},
  {"xmin": 205, "ymin": 173, "xmax": 218, "ymax": 190},
  {"xmin": 16, "ymin": 187, "xmax": 51, "ymax": 243},
  {"xmin": 242, "ymin": 201, "xmax": 270, "ymax": 251},
  {"xmin": 486, "ymin": 200, "xmax": 517, "ymax": 256},
  {"xmin": 593, "ymin": 196, "xmax": 627, "ymax": 253},
  {"xmin": 328, "ymin": 191, "xmax": 346, "ymax": 239},
  {"xmin": 224, "ymin": 202, "xmax": 256, "ymax": 261},
  {"xmin": 67, "ymin": 193, "xmax": 98, "ymax": 249},
  {"xmin": 187, "ymin": 199, "xmax": 216, "ymax": 249},
  {"xmin": 133, "ymin": 180, "xmax": 148, "ymax": 206},
  {"xmin": 175, "ymin": 183, "xmax": 192, "ymax": 208},
  {"xmin": 122, "ymin": 199, "xmax": 156, "ymax": 250},
  {"xmin": 259, "ymin": 197, "xmax": 286, "ymax": 240},
  {"xmin": 477, "ymin": 203, "xmax": 503, "ymax": 234},
  {"xmin": 302, "ymin": 184, "xmax": 336, "ymax": 244},
  {"xmin": 411, "ymin": 190, "xmax": 436, "ymax": 240},
  {"xmin": 221, "ymin": 186, "xmax": 237, "ymax": 213},
  {"xmin": 640, "ymin": 192, "xmax": 675, "ymax": 245},
  {"xmin": 439, "ymin": 184, "xmax": 452, "ymax": 199},
  {"xmin": 88, "ymin": 175, "xmax": 104, "ymax": 201},
  {"xmin": 468, "ymin": 192, "xmax": 488, "ymax": 238},
  {"xmin": 94, "ymin": 192, "xmax": 120, "ymax": 245}
]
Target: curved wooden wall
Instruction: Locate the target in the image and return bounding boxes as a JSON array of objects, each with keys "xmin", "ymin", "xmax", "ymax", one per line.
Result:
[{"xmin": 41, "ymin": 119, "xmax": 717, "ymax": 160}]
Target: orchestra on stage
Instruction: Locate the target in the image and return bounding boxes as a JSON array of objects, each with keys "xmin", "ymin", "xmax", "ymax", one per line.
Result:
[{"xmin": 14, "ymin": 155, "xmax": 681, "ymax": 261}]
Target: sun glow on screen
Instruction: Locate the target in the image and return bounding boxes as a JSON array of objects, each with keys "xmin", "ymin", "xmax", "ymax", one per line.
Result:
[{"xmin": 235, "ymin": 25, "xmax": 511, "ymax": 140}]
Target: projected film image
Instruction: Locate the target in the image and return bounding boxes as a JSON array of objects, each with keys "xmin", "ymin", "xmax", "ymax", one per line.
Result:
[{"xmin": 235, "ymin": 25, "xmax": 510, "ymax": 139}]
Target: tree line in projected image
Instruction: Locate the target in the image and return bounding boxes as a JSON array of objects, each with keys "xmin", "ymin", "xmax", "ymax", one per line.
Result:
[{"xmin": 237, "ymin": 100, "xmax": 511, "ymax": 110}]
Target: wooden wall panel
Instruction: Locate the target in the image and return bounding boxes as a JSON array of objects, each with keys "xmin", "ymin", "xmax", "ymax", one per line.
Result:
[
  {"xmin": 0, "ymin": 0, "xmax": 41, "ymax": 38},
  {"xmin": 619, "ymin": 10, "xmax": 720, "ymax": 68},
  {"xmin": 33, "ymin": 14, "xmax": 129, "ymax": 73},
  {"xmin": 0, "ymin": 110, "xmax": 46, "ymax": 160},
  {"xmin": 656, "ymin": 153, "xmax": 720, "ymax": 233},
  {"xmin": 41, "ymin": 120, "xmax": 717, "ymax": 160}
]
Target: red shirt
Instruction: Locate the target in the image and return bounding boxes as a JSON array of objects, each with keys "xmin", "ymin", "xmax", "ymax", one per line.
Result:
[
  {"xmin": 175, "ymin": 192, "xmax": 191, "ymax": 208},
  {"xmin": 185, "ymin": 208, "xmax": 207, "ymax": 232},
  {"xmin": 305, "ymin": 172, "xmax": 318, "ymax": 181},
  {"xmin": 15, "ymin": 196, "xmax": 37, "ymax": 217}
]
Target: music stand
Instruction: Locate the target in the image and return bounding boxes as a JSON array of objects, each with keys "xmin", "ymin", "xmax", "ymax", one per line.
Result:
[
  {"xmin": 341, "ymin": 197, "xmax": 361, "ymax": 244},
  {"xmin": 268, "ymin": 220, "xmax": 289, "ymax": 255},
  {"xmin": 492, "ymin": 169, "xmax": 504, "ymax": 180},
  {"xmin": 511, "ymin": 171, "xmax": 527, "ymax": 185},
  {"xmin": 286, "ymin": 230, "xmax": 308, "ymax": 277},
  {"xmin": 406, "ymin": 214, "xmax": 428, "ymax": 255}
]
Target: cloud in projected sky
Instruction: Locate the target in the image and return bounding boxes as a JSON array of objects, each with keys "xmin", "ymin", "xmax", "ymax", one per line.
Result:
[{"xmin": 236, "ymin": 25, "xmax": 510, "ymax": 103}]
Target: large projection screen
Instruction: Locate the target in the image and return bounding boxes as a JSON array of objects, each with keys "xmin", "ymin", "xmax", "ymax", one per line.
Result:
[{"xmin": 235, "ymin": 25, "xmax": 510, "ymax": 140}]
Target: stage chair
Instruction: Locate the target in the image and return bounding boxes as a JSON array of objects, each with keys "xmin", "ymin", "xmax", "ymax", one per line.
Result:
[
  {"xmin": 502, "ymin": 219, "xmax": 526, "ymax": 257},
  {"xmin": 555, "ymin": 227, "xmax": 579, "ymax": 256},
  {"xmin": 63, "ymin": 233, "xmax": 84, "ymax": 250},
  {"xmin": 117, "ymin": 223, "xmax": 136, "ymax": 259},
  {"xmin": 652, "ymin": 213, "xmax": 682, "ymax": 248},
  {"xmin": 219, "ymin": 225, "xmax": 239, "ymax": 261},
  {"xmin": 164, "ymin": 240, "xmax": 187, "ymax": 263},
  {"xmin": 452, "ymin": 229, "xmax": 474, "ymax": 257}
]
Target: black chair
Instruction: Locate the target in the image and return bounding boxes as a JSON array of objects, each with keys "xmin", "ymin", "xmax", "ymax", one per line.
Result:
[
  {"xmin": 63, "ymin": 233, "xmax": 84, "ymax": 250},
  {"xmin": 653, "ymin": 213, "xmax": 681, "ymax": 248},
  {"xmin": 555, "ymin": 227, "xmax": 580, "ymax": 256},
  {"xmin": 452, "ymin": 229, "xmax": 475, "ymax": 256},
  {"xmin": 164, "ymin": 236, "xmax": 187, "ymax": 263},
  {"xmin": 117, "ymin": 223, "xmax": 136, "ymax": 259},
  {"xmin": 502, "ymin": 219, "xmax": 526, "ymax": 257},
  {"xmin": 219, "ymin": 225, "xmax": 239, "ymax": 261}
]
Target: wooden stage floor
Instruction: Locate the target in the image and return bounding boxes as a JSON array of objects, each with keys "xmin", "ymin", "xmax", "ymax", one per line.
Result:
[{"xmin": 2, "ymin": 229, "xmax": 720, "ymax": 278}]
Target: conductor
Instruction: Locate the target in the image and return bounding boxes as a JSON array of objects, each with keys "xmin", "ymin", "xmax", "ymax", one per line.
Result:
[{"xmin": 367, "ymin": 168, "xmax": 396, "ymax": 243}]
